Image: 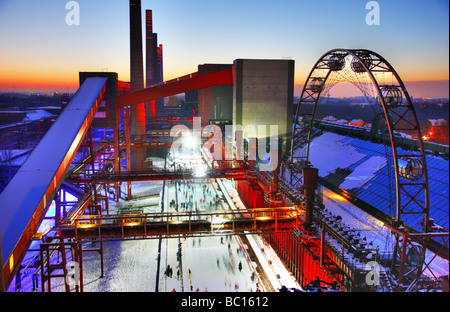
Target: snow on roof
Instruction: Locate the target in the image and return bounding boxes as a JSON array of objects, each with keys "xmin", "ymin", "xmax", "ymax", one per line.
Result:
[
  {"xmin": 24, "ymin": 109, "xmax": 55, "ymax": 121},
  {"xmin": 322, "ymin": 116, "xmax": 337, "ymax": 121},
  {"xmin": 296, "ymin": 132, "xmax": 367, "ymax": 176},
  {"xmin": 0, "ymin": 111, "xmax": 26, "ymax": 114},
  {"xmin": 36, "ymin": 106, "xmax": 61, "ymax": 110},
  {"xmin": 306, "ymin": 131, "xmax": 449, "ymax": 232},
  {"xmin": 394, "ymin": 131, "xmax": 412, "ymax": 139},
  {"xmin": 428, "ymin": 119, "xmax": 448, "ymax": 127},
  {"xmin": 340, "ymin": 156, "xmax": 386, "ymax": 190},
  {"xmin": 348, "ymin": 119, "xmax": 363, "ymax": 124}
]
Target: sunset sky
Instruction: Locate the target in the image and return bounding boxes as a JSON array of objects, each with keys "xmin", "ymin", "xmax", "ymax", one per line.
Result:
[{"xmin": 0, "ymin": 0, "xmax": 448, "ymax": 97}]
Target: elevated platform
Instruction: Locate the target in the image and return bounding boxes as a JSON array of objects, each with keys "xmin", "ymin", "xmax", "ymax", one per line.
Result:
[
  {"xmin": 57, "ymin": 207, "xmax": 302, "ymax": 240},
  {"xmin": 66, "ymin": 168, "xmax": 251, "ymax": 183}
]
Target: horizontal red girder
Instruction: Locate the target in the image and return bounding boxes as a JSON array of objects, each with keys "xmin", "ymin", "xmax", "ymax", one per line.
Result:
[
  {"xmin": 67, "ymin": 168, "xmax": 250, "ymax": 183},
  {"xmin": 57, "ymin": 218, "xmax": 298, "ymax": 239},
  {"xmin": 116, "ymin": 68, "xmax": 234, "ymax": 109}
]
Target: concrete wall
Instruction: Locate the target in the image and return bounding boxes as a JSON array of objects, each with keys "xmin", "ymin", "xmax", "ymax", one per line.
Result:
[
  {"xmin": 233, "ymin": 59, "xmax": 294, "ymax": 154},
  {"xmin": 197, "ymin": 64, "xmax": 233, "ymax": 124}
]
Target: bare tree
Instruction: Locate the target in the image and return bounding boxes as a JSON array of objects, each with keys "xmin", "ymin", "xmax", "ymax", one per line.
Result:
[{"xmin": 0, "ymin": 148, "xmax": 14, "ymax": 192}]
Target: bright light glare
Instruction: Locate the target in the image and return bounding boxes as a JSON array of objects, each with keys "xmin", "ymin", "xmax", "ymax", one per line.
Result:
[
  {"xmin": 194, "ymin": 164, "xmax": 207, "ymax": 177},
  {"xmin": 124, "ymin": 222, "xmax": 141, "ymax": 227},
  {"xmin": 183, "ymin": 134, "xmax": 198, "ymax": 147},
  {"xmin": 212, "ymin": 216, "xmax": 226, "ymax": 224}
]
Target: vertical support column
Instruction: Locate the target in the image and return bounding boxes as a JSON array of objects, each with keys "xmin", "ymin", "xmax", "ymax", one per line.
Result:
[
  {"xmin": 302, "ymin": 165, "xmax": 319, "ymax": 229},
  {"xmin": 320, "ymin": 231, "xmax": 325, "ymax": 267},
  {"xmin": 398, "ymin": 234, "xmax": 408, "ymax": 290},
  {"xmin": 88, "ymin": 127, "xmax": 98, "ymax": 206},
  {"xmin": 55, "ymin": 191, "xmax": 61, "ymax": 226},
  {"xmin": 77, "ymin": 240, "xmax": 84, "ymax": 292},
  {"xmin": 103, "ymin": 183, "xmax": 110, "ymax": 215},
  {"xmin": 299, "ymin": 242, "xmax": 304, "ymax": 287},
  {"xmin": 124, "ymin": 107, "xmax": 132, "ymax": 199},
  {"xmin": 114, "ymin": 108, "xmax": 121, "ymax": 201}
]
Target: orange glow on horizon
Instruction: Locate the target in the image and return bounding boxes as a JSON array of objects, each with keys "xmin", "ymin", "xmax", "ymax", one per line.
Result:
[{"xmin": 1, "ymin": 66, "xmax": 447, "ymax": 95}]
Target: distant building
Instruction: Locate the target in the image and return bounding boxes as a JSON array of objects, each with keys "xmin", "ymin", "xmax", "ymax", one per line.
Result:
[
  {"xmin": 0, "ymin": 111, "xmax": 26, "ymax": 126},
  {"xmin": 0, "ymin": 109, "xmax": 56, "ymax": 149},
  {"xmin": 422, "ymin": 119, "xmax": 449, "ymax": 145},
  {"xmin": 348, "ymin": 119, "xmax": 364, "ymax": 127},
  {"xmin": 322, "ymin": 116, "xmax": 337, "ymax": 122}
]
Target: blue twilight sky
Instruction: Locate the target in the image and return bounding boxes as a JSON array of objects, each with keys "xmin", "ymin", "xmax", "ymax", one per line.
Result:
[{"xmin": 0, "ymin": 0, "xmax": 448, "ymax": 94}]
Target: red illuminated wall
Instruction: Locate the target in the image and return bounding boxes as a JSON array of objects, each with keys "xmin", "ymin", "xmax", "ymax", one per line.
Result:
[
  {"xmin": 267, "ymin": 232, "xmax": 337, "ymax": 290},
  {"xmin": 236, "ymin": 180, "xmax": 265, "ymax": 208},
  {"xmin": 235, "ymin": 176, "xmax": 340, "ymax": 290}
]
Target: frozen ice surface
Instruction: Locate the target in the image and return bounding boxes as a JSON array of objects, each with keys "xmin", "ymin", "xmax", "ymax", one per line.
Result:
[
  {"xmin": 82, "ymin": 240, "xmax": 160, "ymax": 292},
  {"xmin": 182, "ymin": 236, "xmax": 257, "ymax": 292}
]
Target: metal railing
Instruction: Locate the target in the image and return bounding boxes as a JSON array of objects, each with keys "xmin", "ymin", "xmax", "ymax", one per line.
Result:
[{"xmin": 58, "ymin": 207, "xmax": 302, "ymax": 241}]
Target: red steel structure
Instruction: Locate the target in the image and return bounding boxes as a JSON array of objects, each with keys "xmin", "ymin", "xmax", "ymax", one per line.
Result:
[{"xmin": 116, "ymin": 68, "xmax": 234, "ymax": 109}]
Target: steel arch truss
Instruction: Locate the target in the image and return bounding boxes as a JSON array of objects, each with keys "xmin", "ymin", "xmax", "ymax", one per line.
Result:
[{"xmin": 289, "ymin": 49, "xmax": 434, "ymax": 288}]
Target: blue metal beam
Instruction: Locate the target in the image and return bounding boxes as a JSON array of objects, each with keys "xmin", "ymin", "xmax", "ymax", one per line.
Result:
[{"xmin": 0, "ymin": 77, "xmax": 108, "ymax": 288}]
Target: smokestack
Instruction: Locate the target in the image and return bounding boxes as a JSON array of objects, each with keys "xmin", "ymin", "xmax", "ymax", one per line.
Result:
[
  {"xmin": 130, "ymin": 0, "xmax": 144, "ymax": 92},
  {"xmin": 157, "ymin": 44, "xmax": 163, "ymax": 84},
  {"xmin": 145, "ymin": 10, "xmax": 156, "ymax": 120},
  {"xmin": 145, "ymin": 10, "xmax": 155, "ymax": 88},
  {"xmin": 129, "ymin": 0, "xmax": 146, "ymax": 170},
  {"xmin": 156, "ymin": 44, "xmax": 164, "ymax": 114},
  {"xmin": 145, "ymin": 10, "xmax": 164, "ymax": 118}
]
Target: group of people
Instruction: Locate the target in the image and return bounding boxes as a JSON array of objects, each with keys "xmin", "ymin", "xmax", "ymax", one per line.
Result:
[
  {"xmin": 163, "ymin": 163, "xmax": 259, "ymax": 292},
  {"xmin": 173, "ymin": 180, "xmax": 224, "ymax": 213}
]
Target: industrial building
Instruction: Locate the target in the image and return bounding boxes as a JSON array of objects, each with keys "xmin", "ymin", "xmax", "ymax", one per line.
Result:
[{"xmin": 0, "ymin": 0, "xmax": 448, "ymax": 294}]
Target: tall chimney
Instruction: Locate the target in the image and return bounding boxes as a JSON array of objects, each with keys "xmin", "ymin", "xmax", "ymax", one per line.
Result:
[
  {"xmin": 145, "ymin": 10, "xmax": 155, "ymax": 87},
  {"xmin": 156, "ymin": 43, "xmax": 164, "ymax": 114},
  {"xmin": 157, "ymin": 44, "xmax": 163, "ymax": 84},
  {"xmin": 145, "ymin": 10, "xmax": 156, "ymax": 120},
  {"xmin": 129, "ymin": 0, "xmax": 146, "ymax": 170}
]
